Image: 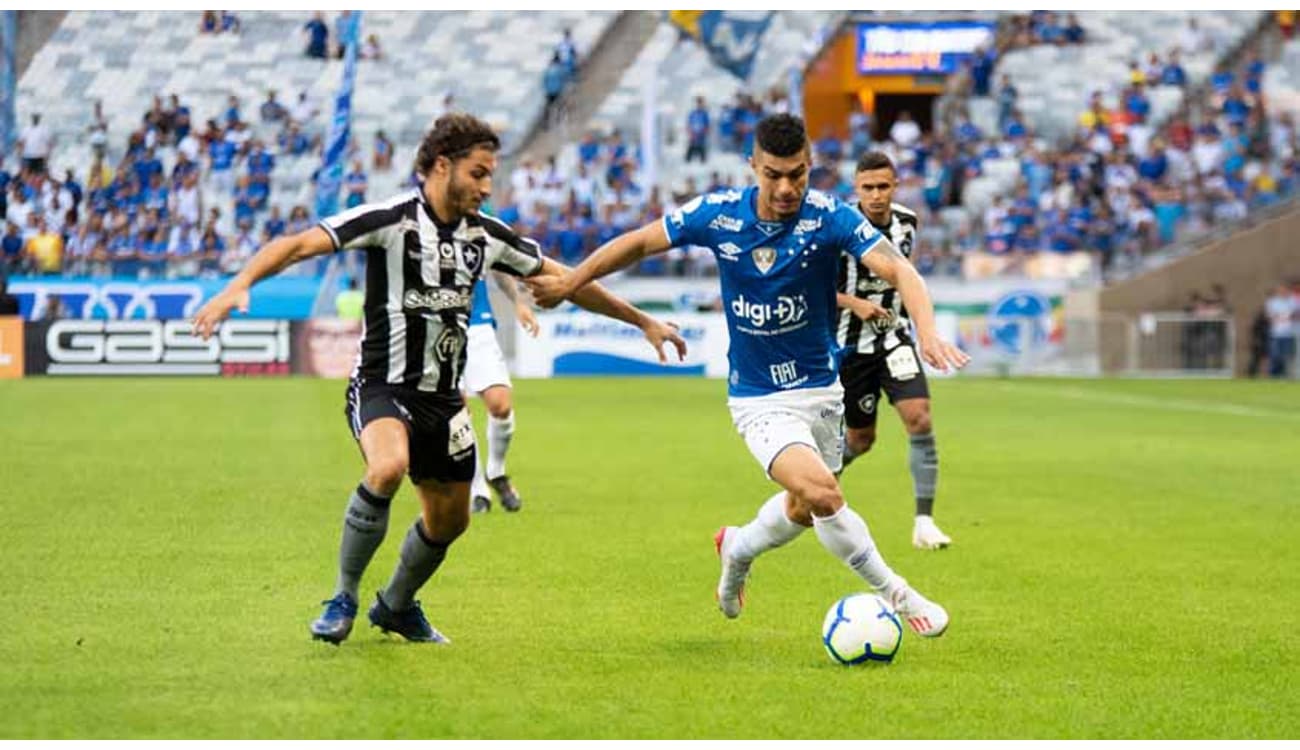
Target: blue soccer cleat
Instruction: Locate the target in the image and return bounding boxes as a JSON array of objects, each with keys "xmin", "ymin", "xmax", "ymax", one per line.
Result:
[
  {"xmin": 368, "ymin": 593, "xmax": 450, "ymax": 644},
  {"xmin": 310, "ymin": 593, "xmax": 358, "ymax": 645}
]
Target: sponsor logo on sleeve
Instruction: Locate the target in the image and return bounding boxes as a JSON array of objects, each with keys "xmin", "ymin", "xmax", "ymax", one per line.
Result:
[{"xmin": 708, "ymin": 215, "xmax": 745, "ymax": 232}]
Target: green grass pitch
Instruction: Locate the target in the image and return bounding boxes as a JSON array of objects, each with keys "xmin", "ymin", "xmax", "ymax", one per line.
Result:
[{"xmin": 1, "ymin": 376, "xmax": 1297, "ymax": 738}]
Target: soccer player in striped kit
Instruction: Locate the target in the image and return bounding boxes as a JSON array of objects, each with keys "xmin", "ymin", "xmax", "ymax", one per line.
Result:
[
  {"xmin": 836, "ymin": 151, "xmax": 952, "ymax": 550},
  {"xmin": 193, "ymin": 113, "xmax": 685, "ymax": 645}
]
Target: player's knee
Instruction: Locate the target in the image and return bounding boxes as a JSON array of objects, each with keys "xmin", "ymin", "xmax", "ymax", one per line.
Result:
[
  {"xmin": 365, "ymin": 456, "xmax": 407, "ymax": 494},
  {"xmin": 795, "ymin": 477, "xmax": 843, "ymax": 517},
  {"xmin": 905, "ymin": 410, "xmax": 932, "ymax": 435},
  {"xmin": 846, "ymin": 429, "xmax": 876, "ymax": 456},
  {"xmin": 440, "ymin": 511, "xmax": 470, "ymax": 542},
  {"xmin": 482, "ymin": 387, "xmax": 512, "ymax": 419},
  {"xmin": 486, "ymin": 400, "xmax": 511, "ymax": 420}
]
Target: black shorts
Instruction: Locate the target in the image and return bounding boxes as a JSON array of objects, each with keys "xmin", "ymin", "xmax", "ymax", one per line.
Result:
[
  {"xmin": 344, "ymin": 378, "xmax": 476, "ymax": 484},
  {"xmin": 839, "ymin": 334, "xmax": 930, "ymax": 430}
]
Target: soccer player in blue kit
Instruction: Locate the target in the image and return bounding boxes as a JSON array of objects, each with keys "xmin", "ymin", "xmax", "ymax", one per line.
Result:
[
  {"xmin": 529, "ymin": 114, "xmax": 969, "ymax": 637},
  {"xmin": 462, "ymin": 274, "xmax": 539, "ymax": 514}
]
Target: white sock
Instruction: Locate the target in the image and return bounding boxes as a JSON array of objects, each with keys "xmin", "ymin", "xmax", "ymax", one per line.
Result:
[
  {"xmin": 812, "ymin": 504, "xmax": 900, "ymax": 594},
  {"xmin": 486, "ymin": 412, "xmax": 515, "ymax": 479},
  {"xmin": 730, "ymin": 491, "xmax": 806, "ymax": 562},
  {"xmin": 470, "ymin": 429, "xmax": 491, "ymax": 499}
]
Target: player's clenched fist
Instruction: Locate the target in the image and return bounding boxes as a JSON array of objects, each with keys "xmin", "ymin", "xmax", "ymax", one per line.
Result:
[{"xmin": 525, "ymin": 274, "xmax": 574, "ymax": 309}]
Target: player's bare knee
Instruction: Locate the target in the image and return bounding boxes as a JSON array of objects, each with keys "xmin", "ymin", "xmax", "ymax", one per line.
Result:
[
  {"xmin": 905, "ymin": 410, "xmax": 932, "ymax": 435},
  {"xmin": 846, "ymin": 429, "xmax": 875, "ymax": 455},
  {"xmin": 481, "ymin": 386, "xmax": 512, "ymax": 419},
  {"xmin": 800, "ymin": 477, "xmax": 844, "ymax": 517},
  {"xmin": 366, "ymin": 457, "xmax": 407, "ymax": 495},
  {"xmin": 440, "ymin": 512, "xmax": 470, "ymax": 542}
]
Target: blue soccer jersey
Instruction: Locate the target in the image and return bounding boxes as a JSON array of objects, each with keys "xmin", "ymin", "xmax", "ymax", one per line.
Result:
[
  {"xmin": 663, "ymin": 186, "xmax": 884, "ymax": 397},
  {"xmin": 469, "ymin": 277, "xmax": 495, "ymax": 328}
]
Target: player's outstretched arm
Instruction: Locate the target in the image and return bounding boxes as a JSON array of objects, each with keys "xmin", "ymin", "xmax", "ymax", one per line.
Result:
[
  {"xmin": 837, "ymin": 293, "xmax": 889, "ymax": 321},
  {"xmin": 491, "ymin": 271, "xmax": 539, "ymax": 337},
  {"xmin": 192, "ymin": 226, "xmax": 335, "ymax": 340},
  {"xmin": 526, "ymin": 220, "xmax": 672, "ymax": 308},
  {"xmin": 533, "ymin": 257, "xmax": 686, "ymax": 363},
  {"xmin": 861, "ymin": 242, "xmax": 970, "ymax": 372}
]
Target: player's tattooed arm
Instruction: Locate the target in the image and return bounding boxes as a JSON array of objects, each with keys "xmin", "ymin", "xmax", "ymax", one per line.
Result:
[
  {"xmin": 860, "ymin": 240, "xmax": 970, "ymax": 372},
  {"xmin": 527, "ymin": 220, "xmax": 672, "ymax": 308},
  {"xmin": 531, "ymin": 257, "xmax": 686, "ymax": 363},
  {"xmin": 492, "ymin": 271, "xmax": 539, "ymax": 337},
  {"xmin": 836, "ymin": 293, "xmax": 890, "ymax": 321}
]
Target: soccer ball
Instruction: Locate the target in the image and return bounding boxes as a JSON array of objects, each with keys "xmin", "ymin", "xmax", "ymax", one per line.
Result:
[{"xmin": 821, "ymin": 593, "xmax": 903, "ymax": 665}]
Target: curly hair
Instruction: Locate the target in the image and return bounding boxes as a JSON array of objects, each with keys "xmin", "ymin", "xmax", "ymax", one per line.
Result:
[
  {"xmin": 755, "ymin": 114, "xmax": 808, "ymax": 158},
  {"xmin": 413, "ymin": 113, "xmax": 500, "ymax": 177}
]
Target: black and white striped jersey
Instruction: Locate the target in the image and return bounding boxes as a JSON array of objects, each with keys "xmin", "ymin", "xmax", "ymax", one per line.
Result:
[
  {"xmin": 319, "ymin": 189, "xmax": 543, "ymax": 392},
  {"xmin": 836, "ymin": 202, "xmax": 918, "ymax": 356}
]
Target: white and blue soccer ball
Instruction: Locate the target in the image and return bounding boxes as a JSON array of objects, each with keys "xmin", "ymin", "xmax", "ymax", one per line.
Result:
[{"xmin": 822, "ymin": 593, "xmax": 903, "ymax": 665}]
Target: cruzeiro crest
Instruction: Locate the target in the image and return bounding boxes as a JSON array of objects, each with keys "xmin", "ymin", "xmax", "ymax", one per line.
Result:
[{"xmin": 753, "ymin": 247, "xmax": 776, "ymax": 274}]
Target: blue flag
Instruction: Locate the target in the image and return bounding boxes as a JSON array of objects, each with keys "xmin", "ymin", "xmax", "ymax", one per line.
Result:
[
  {"xmin": 670, "ymin": 10, "xmax": 775, "ymax": 81},
  {"xmin": 0, "ymin": 12, "xmax": 16, "ymax": 153},
  {"xmin": 314, "ymin": 12, "xmax": 362, "ymax": 221}
]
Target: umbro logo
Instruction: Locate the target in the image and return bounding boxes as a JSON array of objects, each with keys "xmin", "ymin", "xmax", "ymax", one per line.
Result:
[{"xmin": 718, "ymin": 242, "xmax": 743, "ymax": 261}]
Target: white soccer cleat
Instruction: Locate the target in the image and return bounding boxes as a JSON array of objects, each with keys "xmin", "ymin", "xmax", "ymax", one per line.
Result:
[
  {"xmin": 713, "ymin": 526, "xmax": 751, "ymax": 619},
  {"xmin": 912, "ymin": 515, "xmax": 952, "ymax": 550},
  {"xmin": 888, "ymin": 581, "xmax": 949, "ymax": 638}
]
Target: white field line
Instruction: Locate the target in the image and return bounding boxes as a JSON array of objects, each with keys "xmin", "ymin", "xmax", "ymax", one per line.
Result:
[{"xmin": 987, "ymin": 382, "xmax": 1300, "ymax": 421}]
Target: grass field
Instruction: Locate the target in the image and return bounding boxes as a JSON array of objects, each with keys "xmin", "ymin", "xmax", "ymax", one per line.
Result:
[{"xmin": 2, "ymin": 376, "xmax": 1298, "ymax": 739}]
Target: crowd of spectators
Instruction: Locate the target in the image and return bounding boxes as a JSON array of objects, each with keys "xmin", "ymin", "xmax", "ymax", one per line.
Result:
[
  {"xmin": 0, "ymin": 12, "xmax": 404, "ymax": 281},
  {"xmin": 553, "ymin": 15, "xmax": 1300, "ymax": 280},
  {"xmin": 2, "ymin": 98, "xmax": 384, "ymax": 280},
  {"xmin": 10, "ymin": 13, "xmax": 1299, "ymax": 287}
]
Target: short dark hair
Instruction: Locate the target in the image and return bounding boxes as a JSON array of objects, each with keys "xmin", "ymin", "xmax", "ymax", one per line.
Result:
[
  {"xmin": 414, "ymin": 113, "xmax": 500, "ymax": 177},
  {"xmin": 755, "ymin": 114, "xmax": 807, "ymax": 158},
  {"xmin": 855, "ymin": 151, "xmax": 896, "ymax": 175}
]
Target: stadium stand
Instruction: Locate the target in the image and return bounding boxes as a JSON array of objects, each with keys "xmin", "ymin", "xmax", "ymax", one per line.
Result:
[
  {"xmin": 5, "ymin": 11, "xmax": 614, "ymax": 278},
  {"xmin": 5, "ymin": 10, "xmax": 1298, "ymax": 286}
]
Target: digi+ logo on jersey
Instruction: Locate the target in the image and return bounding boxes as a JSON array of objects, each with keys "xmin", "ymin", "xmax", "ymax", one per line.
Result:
[{"xmin": 731, "ymin": 293, "xmax": 808, "ymax": 330}]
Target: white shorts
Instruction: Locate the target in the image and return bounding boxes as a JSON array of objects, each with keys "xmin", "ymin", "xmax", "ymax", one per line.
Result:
[
  {"xmin": 727, "ymin": 384, "xmax": 846, "ymax": 479},
  {"xmin": 461, "ymin": 324, "xmax": 512, "ymax": 394}
]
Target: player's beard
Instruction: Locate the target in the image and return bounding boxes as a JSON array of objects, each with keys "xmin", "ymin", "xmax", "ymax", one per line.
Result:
[{"xmin": 447, "ymin": 172, "xmax": 482, "ymax": 217}]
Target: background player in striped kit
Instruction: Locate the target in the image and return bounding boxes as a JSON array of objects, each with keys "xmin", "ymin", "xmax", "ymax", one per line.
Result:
[
  {"xmin": 193, "ymin": 113, "xmax": 686, "ymax": 645},
  {"xmin": 462, "ymin": 273, "xmax": 538, "ymax": 514},
  {"xmin": 836, "ymin": 151, "xmax": 952, "ymax": 550}
]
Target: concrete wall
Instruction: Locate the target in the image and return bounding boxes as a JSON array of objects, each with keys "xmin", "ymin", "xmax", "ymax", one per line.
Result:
[
  {"xmin": 14, "ymin": 11, "xmax": 64, "ymax": 78},
  {"xmin": 1099, "ymin": 207, "xmax": 1300, "ymax": 375}
]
